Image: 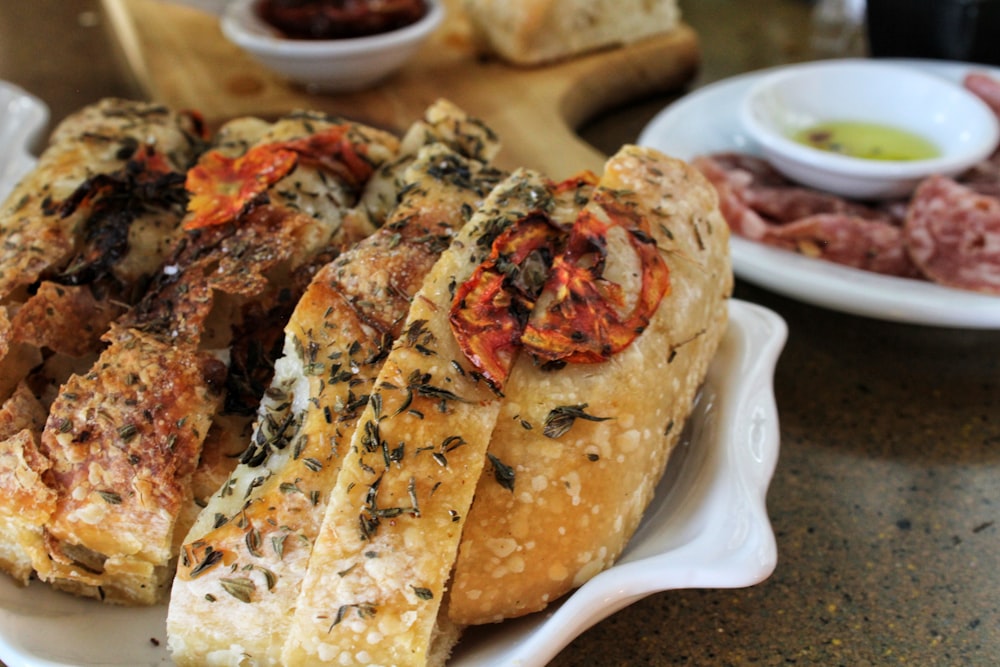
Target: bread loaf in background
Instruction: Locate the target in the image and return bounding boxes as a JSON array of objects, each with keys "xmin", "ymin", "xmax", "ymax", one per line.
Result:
[{"xmin": 462, "ymin": 0, "xmax": 682, "ymax": 65}]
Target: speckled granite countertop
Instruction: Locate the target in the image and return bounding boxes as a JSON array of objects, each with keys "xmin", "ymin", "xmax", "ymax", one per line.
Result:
[{"xmin": 0, "ymin": 1, "xmax": 997, "ymax": 665}]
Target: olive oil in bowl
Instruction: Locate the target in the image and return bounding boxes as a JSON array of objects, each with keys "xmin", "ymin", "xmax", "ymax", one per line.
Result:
[{"xmin": 792, "ymin": 121, "xmax": 941, "ymax": 161}]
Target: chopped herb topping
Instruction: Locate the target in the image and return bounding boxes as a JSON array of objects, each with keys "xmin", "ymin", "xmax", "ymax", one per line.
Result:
[{"xmin": 189, "ymin": 547, "xmax": 223, "ymax": 578}]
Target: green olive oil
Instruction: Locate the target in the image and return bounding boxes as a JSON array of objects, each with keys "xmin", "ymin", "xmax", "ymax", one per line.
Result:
[{"xmin": 792, "ymin": 121, "xmax": 940, "ymax": 161}]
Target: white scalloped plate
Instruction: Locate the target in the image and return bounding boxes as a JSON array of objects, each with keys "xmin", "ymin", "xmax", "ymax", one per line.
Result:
[
  {"xmin": 639, "ymin": 59, "xmax": 1000, "ymax": 329},
  {"xmin": 0, "ymin": 299, "xmax": 784, "ymax": 666},
  {"xmin": 0, "ymin": 80, "xmax": 48, "ymax": 202}
]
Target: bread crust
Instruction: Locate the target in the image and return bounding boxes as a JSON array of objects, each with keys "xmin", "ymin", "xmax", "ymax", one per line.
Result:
[{"xmin": 39, "ymin": 326, "xmax": 224, "ymax": 604}]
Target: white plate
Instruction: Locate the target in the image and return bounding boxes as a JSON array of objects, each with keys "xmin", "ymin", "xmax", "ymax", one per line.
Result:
[
  {"xmin": 0, "ymin": 80, "xmax": 48, "ymax": 202},
  {"xmin": 0, "ymin": 299, "xmax": 785, "ymax": 667},
  {"xmin": 639, "ymin": 59, "xmax": 1000, "ymax": 329}
]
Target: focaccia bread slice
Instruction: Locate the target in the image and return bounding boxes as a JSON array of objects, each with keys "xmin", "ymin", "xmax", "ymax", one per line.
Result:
[
  {"xmin": 448, "ymin": 146, "xmax": 733, "ymax": 624},
  {"xmin": 163, "ymin": 111, "xmax": 403, "ymax": 526},
  {"xmin": 463, "ymin": 0, "xmax": 682, "ymax": 65},
  {"xmin": 0, "ymin": 99, "xmax": 206, "ymax": 405},
  {"xmin": 280, "ymin": 167, "xmax": 569, "ymax": 667},
  {"xmin": 352, "ymin": 98, "xmax": 502, "ymax": 231},
  {"xmin": 35, "ymin": 326, "xmax": 225, "ymax": 604},
  {"xmin": 0, "ymin": 99, "xmax": 208, "ymax": 587},
  {"xmin": 0, "ymin": 384, "xmax": 50, "ymax": 582},
  {"xmin": 168, "ymin": 121, "xmax": 505, "ymax": 664}
]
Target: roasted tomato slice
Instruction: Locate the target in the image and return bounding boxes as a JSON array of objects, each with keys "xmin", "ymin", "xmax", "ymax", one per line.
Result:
[
  {"xmin": 520, "ymin": 192, "xmax": 670, "ymax": 364},
  {"xmin": 551, "ymin": 170, "xmax": 599, "ymax": 201},
  {"xmin": 449, "ymin": 212, "xmax": 564, "ymax": 389},
  {"xmin": 184, "ymin": 143, "xmax": 298, "ymax": 230},
  {"xmin": 278, "ymin": 124, "xmax": 375, "ymax": 188},
  {"xmin": 184, "ymin": 125, "xmax": 373, "ymax": 230}
]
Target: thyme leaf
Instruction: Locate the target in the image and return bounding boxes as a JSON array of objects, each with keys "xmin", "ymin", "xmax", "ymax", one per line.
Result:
[
  {"xmin": 98, "ymin": 490, "xmax": 122, "ymax": 505},
  {"xmin": 543, "ymin": 403, "xmax": 611, "ymax": 439},
  {"xmin": 487, "ymin": 453, "xmax": 515, "ymax": 492},
  {"xmin": 329, "ymin": 602, "xmax": 377, "ymax": 630},
  {"xmin": 412, "ymin": 586, "xmax": 434, "ymax": 600},
  {"xmin": 189, "ymin": 548, "xmax": 223, "ymax": 578},
  {"xmin": 219, "ymin": 577, "xmax": 255, "ymax": 603}
]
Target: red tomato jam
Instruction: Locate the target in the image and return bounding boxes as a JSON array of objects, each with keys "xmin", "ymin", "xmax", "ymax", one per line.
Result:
[{"xmin": 257, "ymin": 0, "xmax": 429, "ymax": 40}]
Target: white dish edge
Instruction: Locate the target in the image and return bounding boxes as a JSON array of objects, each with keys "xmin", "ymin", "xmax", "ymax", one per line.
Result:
[{"xmin": 0, "ymin": 80, "xmax": 48, "ymax": 202}]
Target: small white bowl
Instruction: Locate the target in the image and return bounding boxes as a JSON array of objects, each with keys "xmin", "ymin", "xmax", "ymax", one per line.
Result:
[
  {"xmin": 220, "ymin": 0, "xmax": 444, "ymax": 93},
  {"xmin": 739, "ymin": 59, "xmax": 1000, "ymax": 199}
]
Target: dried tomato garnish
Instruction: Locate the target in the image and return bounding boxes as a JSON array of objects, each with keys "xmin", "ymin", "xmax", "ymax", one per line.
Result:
[
  {"xmin": 552, "ymin": 170, "xmax": 599, "ymax": 198},
  {"xmin": 520, "ymin": 193, "xmax": 670, "ymax": 364},
  {"xmin": 184, "ymin": 144, "xmax": 298, "ymax": 230},
  {"xmin": 183, "ymin": 125, "xmax": 373, "ymax": 231},
  {"xmin": 278, "ymin": 125, "xmax": 375, "ymax": 188},
  {"xmin": 449, "ymin": 212, "xmax": 564, "ymax": 388},
  {"xmin": 451, "ymin": 180, "xmax": 669, "ymax": 382}
]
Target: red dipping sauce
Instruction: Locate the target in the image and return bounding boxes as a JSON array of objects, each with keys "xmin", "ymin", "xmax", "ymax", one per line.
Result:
[{"xmin": 257, "ymin": 0, "xmax": 429, "ymax": 40}]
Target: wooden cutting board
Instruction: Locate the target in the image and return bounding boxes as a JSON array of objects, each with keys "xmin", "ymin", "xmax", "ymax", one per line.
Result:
[{"xmin": 102, "ymin": 0, "xmax": 700, "ymax": 177}]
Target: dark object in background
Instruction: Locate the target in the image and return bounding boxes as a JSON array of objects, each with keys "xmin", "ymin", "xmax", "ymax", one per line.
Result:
[{"xmin": 866, "ymin": 0, "xmax": 1000, "ymax": 64}]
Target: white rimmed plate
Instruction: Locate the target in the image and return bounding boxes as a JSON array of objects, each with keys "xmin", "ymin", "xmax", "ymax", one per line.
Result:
[
  {"xmin": 0, "ymin": 299, "xmax": 784, "ymax": 667},
  {"xmin": 639, "ymin": 59, "xmax": 1000, "ymax": 329},
  {"xmin": 0, "ymin": 80, "xmax": 48, "ymax": 202},
  {"xmin": 740, "ymin": 59, "xmax": 999, "ymax": 199}
]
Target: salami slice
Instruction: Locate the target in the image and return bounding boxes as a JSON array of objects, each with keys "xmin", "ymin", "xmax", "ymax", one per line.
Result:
[
  {"xmin": 765, "ymin": 213, "xmax": 920, "ymax": 277},
  {"xmin": 904, "ymin": 175, "xmax": 1000, "ymax": 294},
  {"xmin": 692, "ymin": 155, "xmax": 774, "ymax": 240},
  {"xmin": 965, "ymin": 72, "xmax": 1000, "ymax": 119},
  {"xmin": 958, "ymin": 155, "xmax": 1000, "ymax": 198},
  {"xmin": 958, "ymin": 73, "xmax": 1000, "ymax": 196}
]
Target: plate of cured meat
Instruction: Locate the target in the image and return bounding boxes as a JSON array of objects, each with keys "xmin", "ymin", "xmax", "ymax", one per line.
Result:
[{"xmin": 640, "ymin": 59, "xmax": 1000, "ymax": 329}]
